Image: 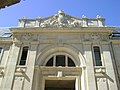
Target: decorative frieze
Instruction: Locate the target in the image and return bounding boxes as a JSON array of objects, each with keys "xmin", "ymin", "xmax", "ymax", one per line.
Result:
[
  {"xmin": 12, "ymin": 32, "xmax": 109, "ymax": 44},
  {"xmin": 83, "ymin": 33, "xmax": 109, "ymax": 42}
]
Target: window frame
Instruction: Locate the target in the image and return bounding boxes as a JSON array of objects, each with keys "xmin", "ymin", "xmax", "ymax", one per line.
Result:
[
  {"xmin": 56, "ymin": 55, "xmax": 66, "ymax": 66},
  {"xmin": 45, "ymin": 53, "xmax": 76, "ymax": 67},
  {"xmin": 0, "ymin": 47, "xmax": 4, "ymax": 64},
  {"xmin": 18, "ymin": 46, "xmax": 29, "ymax": 66},
  {"xmin": 92, "ymin": 46, "xmax": 103, "ymax": 66}
]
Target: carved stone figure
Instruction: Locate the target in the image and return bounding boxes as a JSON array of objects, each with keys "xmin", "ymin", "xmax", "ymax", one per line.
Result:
[
  {"xmin": 40, "ymin": 10, "xmax": 82, "ymax": 28},
  {"xmin": 57, "ymin": 10, "xmax": 66, "ymax": 27}
]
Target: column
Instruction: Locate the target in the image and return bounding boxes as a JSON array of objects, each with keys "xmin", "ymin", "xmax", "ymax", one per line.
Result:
[
  {"xmin": 41, "ymin": 78, "xmax": 45, "ymax": 90},
  {"xmin": 1, "ymin": 43, "xmax": 21, "ymax": 90},
  {"xmin": 33, "ymin": 66, "xmax": 41, "ymax": 90},
  {"xmin": 83, "ymin": 43, "xmax": 96, "ymax": 90},
  {"xmin": 102, "ymin": 44, "xmax": 118, "ymax": 90},
  {"xmin": 23, "ymin": 43, "xmax": 38, "ymax": 90}
]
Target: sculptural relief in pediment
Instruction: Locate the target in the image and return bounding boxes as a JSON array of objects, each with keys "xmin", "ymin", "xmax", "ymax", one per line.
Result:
[{"xmin": 40, "ymin": 10, "xmax": 82, "ymax": 28}]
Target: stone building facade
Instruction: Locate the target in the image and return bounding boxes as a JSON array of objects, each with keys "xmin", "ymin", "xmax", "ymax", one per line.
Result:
[{"xmin": 0, "ymin": 10, "xmax": 120, "ymax": 90}]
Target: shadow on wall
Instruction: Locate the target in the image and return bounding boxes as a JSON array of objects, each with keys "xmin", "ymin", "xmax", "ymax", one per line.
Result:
[{"xmin": 102, "ymin": 72, "xmax": 114, "ymax": 83}]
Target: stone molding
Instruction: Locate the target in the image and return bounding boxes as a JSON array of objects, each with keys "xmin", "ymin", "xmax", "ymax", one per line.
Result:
[
  {"xmin": 0, "ymin": 37, "xmax": 12, "ymax": 45},
  {"xmin": 11, "ymin": 33, "xmax": 110, "ymax": 43},
  {"xmin": 39, "ymin": 66, "xmax": 81, "ymax": 76},
  {"xmin": 10, "ymin": 27, "xmax": 112, "ymax": 44}
]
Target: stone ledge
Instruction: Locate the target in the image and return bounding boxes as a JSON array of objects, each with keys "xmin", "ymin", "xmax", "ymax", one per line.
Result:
[{"xmin": 39, "ymin": 66, "xmax": 81, "ymax": 76}]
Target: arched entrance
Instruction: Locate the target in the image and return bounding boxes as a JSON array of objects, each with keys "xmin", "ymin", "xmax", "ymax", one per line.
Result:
[{"xmin": 33, "ymin": 45, "xmax": 86, "ymax": 90}]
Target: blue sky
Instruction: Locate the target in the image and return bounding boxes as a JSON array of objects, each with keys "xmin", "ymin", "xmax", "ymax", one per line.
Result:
[{"xmin": 0, "ymin": 0, "xmax": 120, "ymax": 27}]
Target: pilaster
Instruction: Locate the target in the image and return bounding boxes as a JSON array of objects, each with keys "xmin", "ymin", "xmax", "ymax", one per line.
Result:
[
  {"xmin": 1, "ymin": 43, "xmax": 21, "ymax": 90},
  {"xmin": 81, "ymin": 67, "xmax": 87, "ymax": 90},
  {"xmin": 83, "ymin": 43, "xmax": 96, "ymax": 90},
  {"xmin": 34, "ymin": 66, "xmax": 41, "ymax": 90},
  {"xmin": 101, "ymin": 44, "xmax": 118, "ymax": 90},
  {"xmin": 75, "ymin": 77, "xmax": 80, "ymax": 90},
  {"xmin": 23, "ymin": 43, "xmax": 38, "ymax": 90}
]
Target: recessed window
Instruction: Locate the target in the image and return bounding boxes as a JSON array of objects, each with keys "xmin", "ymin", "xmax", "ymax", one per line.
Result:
[
  {"xmin": 46, "ymin": 57, "xmax": 53, "ymax": 66},
  {"xmin": 19, "ymin": 46, "xmax": 29, "ymax": 65},
  {"xmin": 56, "ymin": 55, "xmax": 65, "ymax": 66},
  {"xmin": 0, "ymin": 47, "xmax": 3, "ymax": 64},
  {"xmin": 0, "ymin": 48, "xmax": 2, "ymax": 54},
  {"xmin": 2, "ymin": 33, "xmax": 12, "ymax": 37},
  {"xmin": 93, "ymin": 46, "xmax": 102, "ymax": 66},
  {"xmin": 68, "ymin": 57, "xmax": 75, "ymax": 67},
  {"xmin": 46, "ymin": 55, "xmax": 75, "ymax": 67}
]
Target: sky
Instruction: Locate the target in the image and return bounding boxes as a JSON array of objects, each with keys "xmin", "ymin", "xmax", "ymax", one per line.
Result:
[{"xmin": 0, "ymin": 0, "xmax": 120, "ymax": 27}]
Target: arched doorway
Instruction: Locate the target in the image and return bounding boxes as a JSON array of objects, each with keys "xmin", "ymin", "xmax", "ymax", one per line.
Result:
[{"xmin": 33, "ymin": 46, "xmax": 86, "ymax": 90}]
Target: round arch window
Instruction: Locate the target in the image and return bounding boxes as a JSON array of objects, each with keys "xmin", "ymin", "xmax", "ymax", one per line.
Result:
[{"xmin": 46, "ymin": 55, "xmax": 75, "ymax": 67}]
